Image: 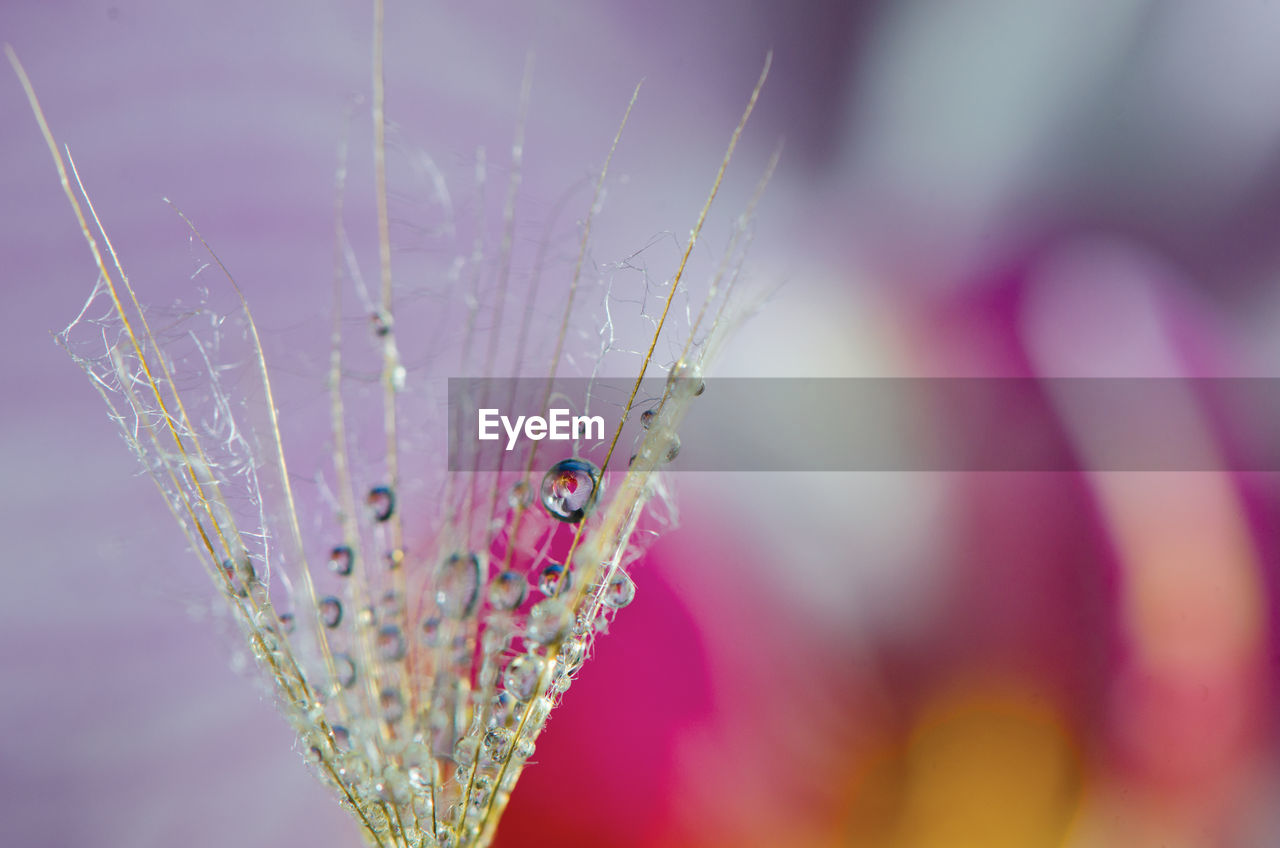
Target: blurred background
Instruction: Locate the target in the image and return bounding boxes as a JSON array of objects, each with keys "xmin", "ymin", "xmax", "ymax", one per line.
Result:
[{"xmin": 3, "ymin": 1, "xmax": 1280, "ymax": 846}]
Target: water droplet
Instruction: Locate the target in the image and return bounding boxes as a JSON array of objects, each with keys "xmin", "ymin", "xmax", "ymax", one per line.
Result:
[
  {"xmin": 489, "ymin": 691, "xmax": 516, "ymax": 727},
  {"xmin": 333, "ymin": 654, "xmax": 357, "ymax": 688},
  {"xmin": 525, "ymin": 598, "xmax": 571, "ymax": 645},
  {"xmin": 220, "ymin": 557, "xmax": 252, "ymax": 598},
  {"xmin": 376, "ymin": 624, "xmax": 406, "ymax": 661},
  {"xmin": 319, "ymin": 596, "xmax": 343, "ymax": 628},
  {"xmin": 537, "ymin": 563, "xmax": 570, "ymax": 598},
  {"xmin": 508, "ymin": 480, "xmax": 531, "ymax": 510},
  {"xmin": 278, "ymin": 611, "xmax": 296, "ymax": 634},
  {"xmin": 435, "ymin": 552, "xmax": 481, "ymax": 618},
  {"xmin": 539, "ymin": 458, "xmax": 600, "ymax": 523},
  {"xmin": 551, "ymin": 662, "xmax": 573, "ymax": 695},
  {"xmin": 408, "ymin": 763, "xmax": 434, "ymax": 793},
  {"xmin": 380, "ymin": 688, "xmax": 404, "ymax": 723},
  {"xmin": 559, "ymin": 638, "xmax": 586, "ymax": 669},
  {"xmin": 503, "ymin": 654, "xmax": 544, "ymax": 701},
  {"xmin": 514, "ymin": 737, "xmax": 535, "ymax": 759},
  {"xmin": 602, "ymin": 571, "xmax": 635, "ymax": 609},
  {"xmin": 421, "ymin": 614, "xmax": 443, "ymax": 647},
  {"xmin": 331, "ymin": 725, "xmax": 351, "ymax": 752},
  {"xmin": 469, "ymin": 775, "xmax": 492, "ymax": 809},
  {"xmin": 488, "ymin": 570, "xmax": 527, "ymax": 611},
  {"xmin": 371, "ymin": 310, "xmax": 392, "ymax": 337},
  {"xmin": 640, "ymin": 408, "xmax": 657, "ymax": 428},
  {"xmin": 483, "ymin": 726, "xmax": 513, "ymax": 758},
  {"xmin": 527, "ymin": 696, "xmax": 552, "ymax": 727},
  {"xmin": 453, "ymin": 736, "xmax": 479, "ymax": 766},
  {"xmin": 668, "ymin": 359, "xmax": 705, "ymax": 396},
  {"xmin": 664, "ymin": 434, "xmax": 681, "ymax": 463},
  {"xmin": 379, "ymin": 590, "xmax": 402, "ymax": 619},
  {"xmin": 366, "ymin": 486, "xmax": 395, "ymax": 522},
  {"xmin": 329, "ymin": 545, "xmax": 354, "ymax": 576}
]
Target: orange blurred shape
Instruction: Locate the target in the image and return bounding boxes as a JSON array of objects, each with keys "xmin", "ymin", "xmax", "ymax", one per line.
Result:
[{"xmin": 846, "ymin": 684, "xmax": 1084, "ymax": 848}]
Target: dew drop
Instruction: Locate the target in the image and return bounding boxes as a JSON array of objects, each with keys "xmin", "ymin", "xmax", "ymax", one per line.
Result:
[
  {"xmin": 371, "ymin": 310, "xmax": 392, "ymax": 337},
  {"xmin": 453, "ymin": 736, "xmax": 479, "ymax": 767},
  {"xmin": 220, "ymin": 557, "xmax": 251, "ymax": 598},
  {"xmin": 333, "ymin": 654, "xmax": 357, "ymax": 689},
  {"xmin": 489, "ymin": 691, "xmax": 516, "ymax": 727},
  {"xmin": 379, "ymin": 590, "xmax": 402, "ymax": 620},
  {"xmin": 559, "ymin": 638, "xmax": 586, "ymax": 670},
  {"xmin": 435, "ymin": 552, "xmax": 481, "ymax": 618},
  {"xmin": 421, "ymin": 614, "xmax": 443, "ymax": 647},
  {"xmin": 509, "ymin": 479, "xmax": 531, "ymax": 510},
  {"xmin": 366, "ymin": 485, "xmax": 395, "ymax": 522},
  {"xmin": 668, "ymin": 359, "xmax": 706, "ymax": 396},
  {"xmin": 483, "ymin": 726, "xmax": 513, "ymax": 758},
  {"xmin": 331, "ymin": 725, "xmax": 351, "ymax": 752},
  {"xmin": 514, "ymin": 738, "xmax": 535, "ymax": 759},
  {"xmin": 380, "ymin": 688, "xmax": 404, "ymax": 723},
  {"xmin": 329, "ymin": 545, "xmax": 354, "ymax": 576},
  {"xmin": 488, "ymin": 570, "xmax": 527, "ymax": 611},
  {"xmin": 503, "ymin": 654, "xmax": 544, "ymax": 701},
  {"xmin": 469, "ymin": 775, "xmax": 492, "ymax": 809},
  {"xmin": 539, "ymin": 458, "xmax": 600, "ymax": 523},
  {"xmin": 525, "ymin": 598, "xmax": 571, "ymax": 645},
  {"xmin": 376, "ymin": 624, "xmax": 406, "ymax": 661},
  {"xmin": 537, "ymin": 563, "xmax": 570, "ymax": 598},
  {"xmin": 602, "ymin": 571, "xmax": 636, "ymax": 609},
  {"xmin": 640, "ymin": 408, "xmax": 656, "ymax": 428},
  {"xmin": 527, "ymin": 696, "xmax": 552, "ymax": 727},
  {"xmin": 319, "ymin": 596, "xmax": 343, "ymax": 628},
  {"xmin": 665, "ymin": 434, "xmax": 681, "ymax": 463}
]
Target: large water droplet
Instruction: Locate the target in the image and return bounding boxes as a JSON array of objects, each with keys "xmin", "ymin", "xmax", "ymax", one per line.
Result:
[
  {"xmin": 367, "ymin": 485, "xmax": 395, "ymax": 522},
  {"xmin": 319, "ymin": 596, "xmax": 343, "ymax": 628},
  {"xmin": 436, "ymin": 552, "xmax": 481, "ymax": 618},
  {"xmin": 376, "ymin": 624, "xmax": 406, "ymax": 661},
  {"xmin": 488, "ymin": 570, "xmax": 527, "ymax": 611},
  {"xmin": 539, "ymin": 458, "xmax": 600, "ymax": 523},
  {"xmin": 483, "ymin": 726, "xmax": 513, "ymax": 758},
  {"xmin": 329, "ymin": 545, "xmax": 354, "ymax": 576},
  {"xmin": 537, "ymin": 563, "xmax": 570, "ymax": 598},
  {"xmin": 503, "ymin": 654, "xmax": 544, "ymax": 701},
  {"xmin": 602, "ymin": 571, "xmax": 636, "ymax": 609}
]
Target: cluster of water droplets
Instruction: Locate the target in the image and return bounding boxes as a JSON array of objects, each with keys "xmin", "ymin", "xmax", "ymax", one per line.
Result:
[{"xmin": 264, "ymin": 445, "xmax": 662, "ymax": 847}]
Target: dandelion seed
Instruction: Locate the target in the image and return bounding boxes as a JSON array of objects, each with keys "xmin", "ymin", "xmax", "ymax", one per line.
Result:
[{"xmin": 10, "ymin": 0, "xmax": 778, "ymax": 839}]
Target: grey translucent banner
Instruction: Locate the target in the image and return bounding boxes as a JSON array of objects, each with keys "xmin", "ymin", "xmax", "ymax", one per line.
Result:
[{"xmin": 447, "ymin": 378, "xmax": 1280, "ymax": 471}]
